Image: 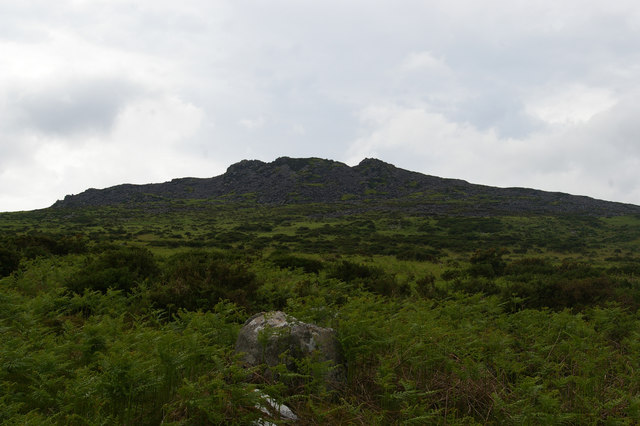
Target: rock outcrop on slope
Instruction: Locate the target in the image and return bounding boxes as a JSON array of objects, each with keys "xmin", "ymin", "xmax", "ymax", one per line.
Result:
[
  {"xmin": 51, "ymin": 157, "xmax": 640, "ymax": 216},
  {"xmin": 235, "ymin": 311, "xmax": 345, "ymax": 387}
]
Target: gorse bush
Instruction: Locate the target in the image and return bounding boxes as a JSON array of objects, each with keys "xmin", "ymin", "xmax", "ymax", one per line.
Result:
[
  {"xmin": 503, "ymin": 257, "xmax": 555, "ymax": 276},
  {"xmin": 497, "ymin": 257, "xmax": 639, "ymax": 311},
  {"xmin": 14, "ymin": 232, "xmax": 87, "ymax": 258},
  {"xmin": 65, "ymin": 246, "xmax": 158, "ymax": 294},
  {"xmin": 0, "ymin": 247, "xmax": 20, "ymax": 277},
  {"xmin": 468, "ymin": 248, "xmax": 508, "ymax": 278},
  {"xmin": 150, "ymin": 250, "xmax": 260, "ymax": 312},
  {"xmin": 0, "ymin": 232, "xmax": 88, "ymax": 277},
  {"xmin": 393, "ymin": 245, "xmax": 439, "ymax": 262},
  {"xmin": 268, "ymin": 252, "xmax": 324, "ymax": 274},
  {"xmin": 414, "ymin": 273, "xmax": 447, "ymax": 299},
  {"xmin": 327, "ymin": 260, "xmax": 404, "ymax": 296},
  {"xmin": 450, "ymin": 276, "xmax": 500, "ymax": 295},
  {"xmin": 501, "ymin": 276, "xmax": 618, "ymax": 311},
  {"xmin": 327, "ymin": 260, "xmax": 380, "ymax": 283}
]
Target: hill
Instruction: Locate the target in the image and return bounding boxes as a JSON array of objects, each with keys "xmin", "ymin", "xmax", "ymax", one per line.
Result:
[
  {"xmin": 51, "ymin": 156, "xmax": 640, "ymax": 216},
  {"xmin": 3, "ymin": 157, "xmax": 640, "ymax": 424}
]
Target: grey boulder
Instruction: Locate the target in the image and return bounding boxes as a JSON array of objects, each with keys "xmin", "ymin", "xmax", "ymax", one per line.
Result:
[{"xmin": 235, "ymin": 311, "xmax": 344, "ymax": 384}]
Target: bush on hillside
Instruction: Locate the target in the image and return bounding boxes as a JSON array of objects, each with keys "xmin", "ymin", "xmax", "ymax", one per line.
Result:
[
  {"xmin": 468, "ymin": 248, "xmax": 508, "ymax": 278},
  {"xmin": 450, "ymin": 277, "xmax": 499, "ymax": 295},
  {"xmin": 327, "ymin": 260, "xmax": 403, "ymax": 296},
  {"xmin": 0, "ymin": 247, "xmax": 20, "ymax": 277},
  {"xmin": 66, "ymin": 246, "xmax": 158, "ymax": 294},
  {"xmin": 150, "ymin": 250, "xmax": 259, "ymax": 312},
  {"xmin": 501, "ymin": 276, "xmax": 618, "ymax": 311},
  {"xmin": 15, "ymin": 233, "xmax": 87, "ymax": 258},
  {"xmin": 503, "ymin": 257, "xmax": 555, "ymax": 277},
  {"xmin": 394, "ymin": 245, "xmax": 439, "ymax": 262},
  {"xmin": 269, "ymin": 253, "xmax": 324, "ymax": 274}
]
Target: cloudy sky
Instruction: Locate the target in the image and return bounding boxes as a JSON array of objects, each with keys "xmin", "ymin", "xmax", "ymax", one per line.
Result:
[{"xmin": 2, "ymin": 0, "xmax": 640, "ymax": 211}]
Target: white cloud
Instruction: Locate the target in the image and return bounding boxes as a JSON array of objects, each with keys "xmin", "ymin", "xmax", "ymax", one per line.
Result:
[
  {"xmin": 12, "ymin": 78, "xmax": 141, "ymax": 136},
  {"xmin": 112, "ymin": 96, "xmax": 204, "ymax": 150},
  {"xmin": 291, "ymin": 124, "xmax": 306, "ymax": 136},
  {"xmin": 399, "ymin": 51, "xmax": 449, "ymax": 74},
  {"xmin": 239, "ymin": 116, "xmax": 266, "ymax": 130},
  {"xmin": 346, "ymin": 99, "xmax": 640, "ymax": 204},
  {"xmin": 526, "ymin": 85, "xmax": 617, "ymax": 124},
  {"xmin": 0, "ymin": 95, "xmax": 215, "ymax": 211},
  {"xmin": 346, "ymin": 105, "xmax": 505, "ymax": 178}
]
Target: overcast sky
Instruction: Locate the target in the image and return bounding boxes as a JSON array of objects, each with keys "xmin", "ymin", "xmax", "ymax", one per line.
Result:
[{"xmin": 2, "ymin": 1, "xmax": 640, "ymax": 211}]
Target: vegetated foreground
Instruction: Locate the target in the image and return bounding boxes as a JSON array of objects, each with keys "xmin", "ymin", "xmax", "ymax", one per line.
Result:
[{"xmin": 2, "ymin": 198, "xmax": 640, "ymax": 424}]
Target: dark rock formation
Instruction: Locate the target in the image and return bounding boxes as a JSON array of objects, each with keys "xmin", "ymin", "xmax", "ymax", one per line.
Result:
[{"xmin": 51, "ymin": 156, "xmax": 640, "ymax": 216}]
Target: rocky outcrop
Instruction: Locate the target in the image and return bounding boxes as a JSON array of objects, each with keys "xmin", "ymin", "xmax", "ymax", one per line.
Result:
[
  {"xmin": 235, "ymin": 311, "xmax": 344, "ymax": 385},
  {"xmin": 51, "ymin": 156, "xmax": 640, "ymax": 216}
]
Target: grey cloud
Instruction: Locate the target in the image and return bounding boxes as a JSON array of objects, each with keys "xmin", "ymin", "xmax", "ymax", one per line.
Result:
[
  {"xmin": 451, "ymin": 91, "xmax": 547, "ymax": 139},
  {"xmin": 589, "ymin": 98, "xmax": 640, "ymax": 155},
  {"xmin": 15, "ymin": 78, "xmax": 142, "ymax": 136}
]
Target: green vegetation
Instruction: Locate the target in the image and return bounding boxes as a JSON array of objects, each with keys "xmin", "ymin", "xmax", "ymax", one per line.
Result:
[{"xmin": 1, "ymin": 199, "xmax": 640, "ymax": 424}]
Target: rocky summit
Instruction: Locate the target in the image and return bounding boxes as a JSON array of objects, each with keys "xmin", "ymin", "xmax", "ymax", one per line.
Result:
[{"xmin": 52, "ymin": 157, "xmax": 640, "ymax": 216}]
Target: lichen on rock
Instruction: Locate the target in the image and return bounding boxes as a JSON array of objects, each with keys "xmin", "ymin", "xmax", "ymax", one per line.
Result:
[{"xmin": 235, "ymin": 311, "xmax": 345, "ymax": 386}]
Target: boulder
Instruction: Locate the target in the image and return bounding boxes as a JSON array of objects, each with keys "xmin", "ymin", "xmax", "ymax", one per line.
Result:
[{"xmin": 235, "ymin": 311, "xmax": 344, "ymax": 384}]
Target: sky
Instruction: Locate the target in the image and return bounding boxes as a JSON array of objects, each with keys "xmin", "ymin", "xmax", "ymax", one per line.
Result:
[{"xmin": 2, "ymin": 0, "xmax": 640, "ymax": 211}]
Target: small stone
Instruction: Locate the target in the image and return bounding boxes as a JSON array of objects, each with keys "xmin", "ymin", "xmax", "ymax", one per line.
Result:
[{"xmin": 253, "ymin": 389, "xmax": 298, "ymax": 425}]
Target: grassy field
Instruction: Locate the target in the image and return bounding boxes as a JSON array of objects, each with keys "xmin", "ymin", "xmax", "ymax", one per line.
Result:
[{"xmin": 2, "ymin": 200, "xmax": 640, "ymax": 424}]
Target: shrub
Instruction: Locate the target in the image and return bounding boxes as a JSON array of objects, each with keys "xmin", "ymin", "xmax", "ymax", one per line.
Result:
[
  {"xmin": 415, "ymin": 274, "xmax": 447, "ymax": 298},
  {"xmin": 468, "ymin": 248, "xmax": 508, "ymax": 278},
  {"xmin": 501, "ymin": 276, "xmax": 617, "ymax": 311},
  {"xmin": 504, "ymin": 257, "xmax": 555, "ymax": 277},
  {"xmin": 234, "ymin": 223, "xmax": 273, "ymax": 232},
  {"xmin": 269, "ymin": 253, "xmax": 324, "ymax": 274},
  {"xmin": 327, "ymin": 260, "xmax": 400, "ymax": 296},
  {"xmin": 607, "ymin": 263, "xmax": 640, "ymax": 276},
  {"xmin": 394, "ymin": 246, "xmax": 439, "ymax": 262},
  {"xmin": 14, "ymin": 232, "xmax": 87, "ymax": 258},
  {"xmin": 327, "ymin": 260, "xmax": 379, "ymax": 283},
  {"xmin": 150, "ymin": 250, "xmax": 260, "ymax": 311},
  {"xmin": 66, "ymin": 246, "xmax": 158, "ymax": 294},
  {"xmin": 450, "ymin": 277, "xmax": 499, "ymax": 295},
  {"xmin": 557, "ymin": 260, "xmax": 603, "ymax": 279},
  {"xmin": 555, "ymin": 276, "xmax": 616, "ymax": 308},
  {"xmin": 0, "ymin": 247, "xmax": 20, "ymax": 277},
  {"xmin": 441, "ymin": 268, "xmax": 464, "ymax": 281}
]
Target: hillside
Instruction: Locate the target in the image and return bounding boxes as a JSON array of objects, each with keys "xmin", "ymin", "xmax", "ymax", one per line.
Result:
[
  {"xmin": 52, "ymin": 156, "xmax": 640, "ymax": 216},
  {"xmin": 3, "ymin": 157, "xmax": 640, "ymax": 424}
]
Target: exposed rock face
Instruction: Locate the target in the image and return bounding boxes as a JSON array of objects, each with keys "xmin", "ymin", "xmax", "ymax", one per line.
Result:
[
  {"xmin": 236, "ymin": 311, "xmax": 344, "ymax": 384},
  {"xmin": 51, "ymin": 156, "xmax": 640, "ymax": 216}
]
